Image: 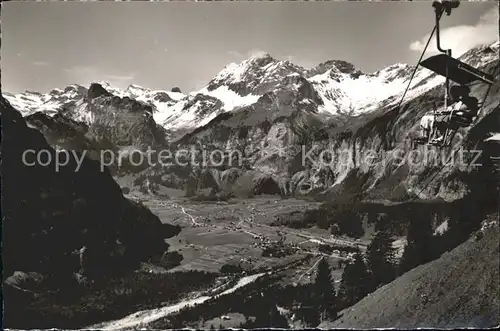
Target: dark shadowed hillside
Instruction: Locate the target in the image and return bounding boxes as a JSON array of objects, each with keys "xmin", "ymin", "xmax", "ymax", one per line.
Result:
[
  {"xmin": 322, "ymin": 221, "xmax": 499, "ymax": 329},
  {"xmin": 1, "ymin": 95, "xmax": 182, "ymax": 327}
]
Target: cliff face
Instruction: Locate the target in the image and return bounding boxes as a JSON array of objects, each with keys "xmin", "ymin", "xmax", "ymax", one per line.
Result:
[
  {"xmin": 85, "ymin": 91, "xmax": 169, "ymax": 149},
  {"xmin": 1, "ymin": 95, "xmax": 181, "ymax": 278}
]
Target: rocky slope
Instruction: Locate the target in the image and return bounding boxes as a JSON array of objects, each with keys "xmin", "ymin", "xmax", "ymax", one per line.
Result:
[{"xmin": 321, "ymin": 221, "xmax": 499, "ymax": 328}]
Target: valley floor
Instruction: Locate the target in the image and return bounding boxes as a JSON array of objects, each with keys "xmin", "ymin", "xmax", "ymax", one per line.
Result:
[
  {"xmin": 84, "ymin": 192, "xmax": 373, "ymax": 329},
  {"xmin": 5, "ymin": 191, "xmax": 374, "ymax": 330},
  {"xmin": 136, "ymin": 192, "xmax": 368, "ymax": 279},
  {"xmin": 109, "ymin": 192, "xmax": 499, "ymax": 330}
]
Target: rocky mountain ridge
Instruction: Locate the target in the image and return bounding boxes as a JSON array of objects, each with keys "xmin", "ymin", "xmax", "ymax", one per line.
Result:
[
  {"xmin": 10, "ymin": 43, "xmax": 497, "ymax": 131},
  {"xmin": 170, "ymin": 42, "xmax": 499, "ymax": 201},
  {"xmin": 3, "ymin": 41, "xmax": 499, "ymax": 201}
]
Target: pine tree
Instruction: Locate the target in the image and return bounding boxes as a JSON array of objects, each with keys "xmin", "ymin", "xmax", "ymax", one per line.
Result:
[
  {"xmin": 450, "ymin": 196, "xmax": 484, "ymax": 241},
  {"xmin": 338, "ymin": 210, "xmax": 364, "ymax": 238},
  {"xmin": 366, "ymin": 211, "xmax": 378, "ymax": 226},
  {"xmin": 399, "ymin": 209, "xmax": 434, "ymax": 274},
  {"xmin": 330, "ymin": 223, "xmax": 341, "ymax": 236},
  {"xmin": 314, "ymin": 258, "xmax": 338, "ymax": 321},
  {"xmin": 366, "ymin": 229, "xmax": 396, "ymax": 289},
  {"xmin": 294, "ymin": 284, "xmax": 319, "ymax": 326},
  {"xmin": 375, "ymin": 213, "xmax": 390, "ymax": 232},
  {"xmin": 184, "ymin": 175, "xmax": 197, "ymax": 197},
  {"xmin": 337, "ymin": 251, "xmax": 370, "ymax": 309}
]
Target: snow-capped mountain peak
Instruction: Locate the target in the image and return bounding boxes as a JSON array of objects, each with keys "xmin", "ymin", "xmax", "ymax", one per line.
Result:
[
  {"xmin": 209, "ymin": 53, "xmax": 279, "ymax": 86},
  {"xmin": 206, "ymin": 53, "xmax": 306, "ymax": 96},
  {"xmin": 212, "ymin": 62, "xmax": 248, "ymax": 85},
  {"xmin": 3, "ymin": 84, "xmax": 88, "ymax": 117},
  {"xmin": 210, "ymin": 53, "xmax": 277, "ymax": 85},
  {"xmin": 306, "ymin": 60, "xmax": 360, "ymax": 78},
  {"xmin": 372, "ymin": 63, "xmax": 414, "ymax": 83},
  {"xmin": 246, "ymin": 52, "xmax": 276, "ymax": 67},
  {"xmin": 94, "ymin": 81, "xmax": 126, "ymax": 97},
  {"xmin": 126, "ymin": 84, "xmax": 152, "ymax": 97}
]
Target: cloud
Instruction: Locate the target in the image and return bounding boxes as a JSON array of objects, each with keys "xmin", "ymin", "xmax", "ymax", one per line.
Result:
[
  {"xmin": 247, "ymin": 49, "xmax": 269, "ymax": 58},
  {"xmin": 227, "ymin": 50, "xmax": 244, "ymax": 58},
  {"xmin": 409, "ymin": 7, "xmax": 498, "ymax": 57},
  {"xmin": 229, "ymin": 49, "xmax": 271, "ymax": 59},
  {"xmin": 32, "ymin": 60, "xmax": 50, "ymax": 66},
  {"xmin": 227, "ymin": 49, "xmax": 273, "ymax": 61}
]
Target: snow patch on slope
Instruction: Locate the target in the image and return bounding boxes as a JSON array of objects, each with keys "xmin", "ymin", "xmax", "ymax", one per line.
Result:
[
  {"xmin": 126, "ymin": 84, "xmax": 185, "ymax": 102},
  {"xmin": 309, "ymin": 63, "xmax": 414, "ymax": 115},
  {"xmin": 156, "ymin": 96, "xmax": 223, "ymax": 130},
  {"xmin": 3, "ymin": 87, "xmax": 83, "ymax": 117},
  {"xmin": 214, "ymin": 62, "xmax": 248, "ymax": 84},
  {"xmin": 199, "ymin": 85, "xmax": 260, "ymax": 111},
  {"xmin": 71, "ymin": 99, "xmax": 95, "ymax": 124}
]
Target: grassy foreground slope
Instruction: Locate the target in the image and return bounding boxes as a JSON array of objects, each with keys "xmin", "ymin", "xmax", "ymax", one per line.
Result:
[{"xmin": 322, "ymin": 223, "xmax": 499, "ymax": 329}]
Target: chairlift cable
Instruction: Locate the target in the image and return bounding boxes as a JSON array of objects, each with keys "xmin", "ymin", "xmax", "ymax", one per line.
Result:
[
  {"xmin": 395, "ymin": 14, "xmax": 443, "ymax": 113},
  {"xmin": 476, "ymin": 61, "xmax": 500, "ymax": 117}
]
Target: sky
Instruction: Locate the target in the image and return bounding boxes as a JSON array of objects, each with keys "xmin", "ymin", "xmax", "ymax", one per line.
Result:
[{"xmin": 2, "ymin": 1, "xmax": 498, "ymax": 94}]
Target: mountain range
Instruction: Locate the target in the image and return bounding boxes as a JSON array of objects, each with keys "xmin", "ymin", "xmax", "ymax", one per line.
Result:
[
  {"xmin": 3, "ymin": 40, "xmax": 499, "ymax": 201},
  {"xmin": 7, "ymin": 42, "xmax": 497, "ymax": 132}
]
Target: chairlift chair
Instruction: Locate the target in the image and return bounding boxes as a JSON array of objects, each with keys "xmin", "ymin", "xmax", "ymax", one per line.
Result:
[{"xmin": 413, "ymin": 0, "xmax": 496, "ymax": 148}]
